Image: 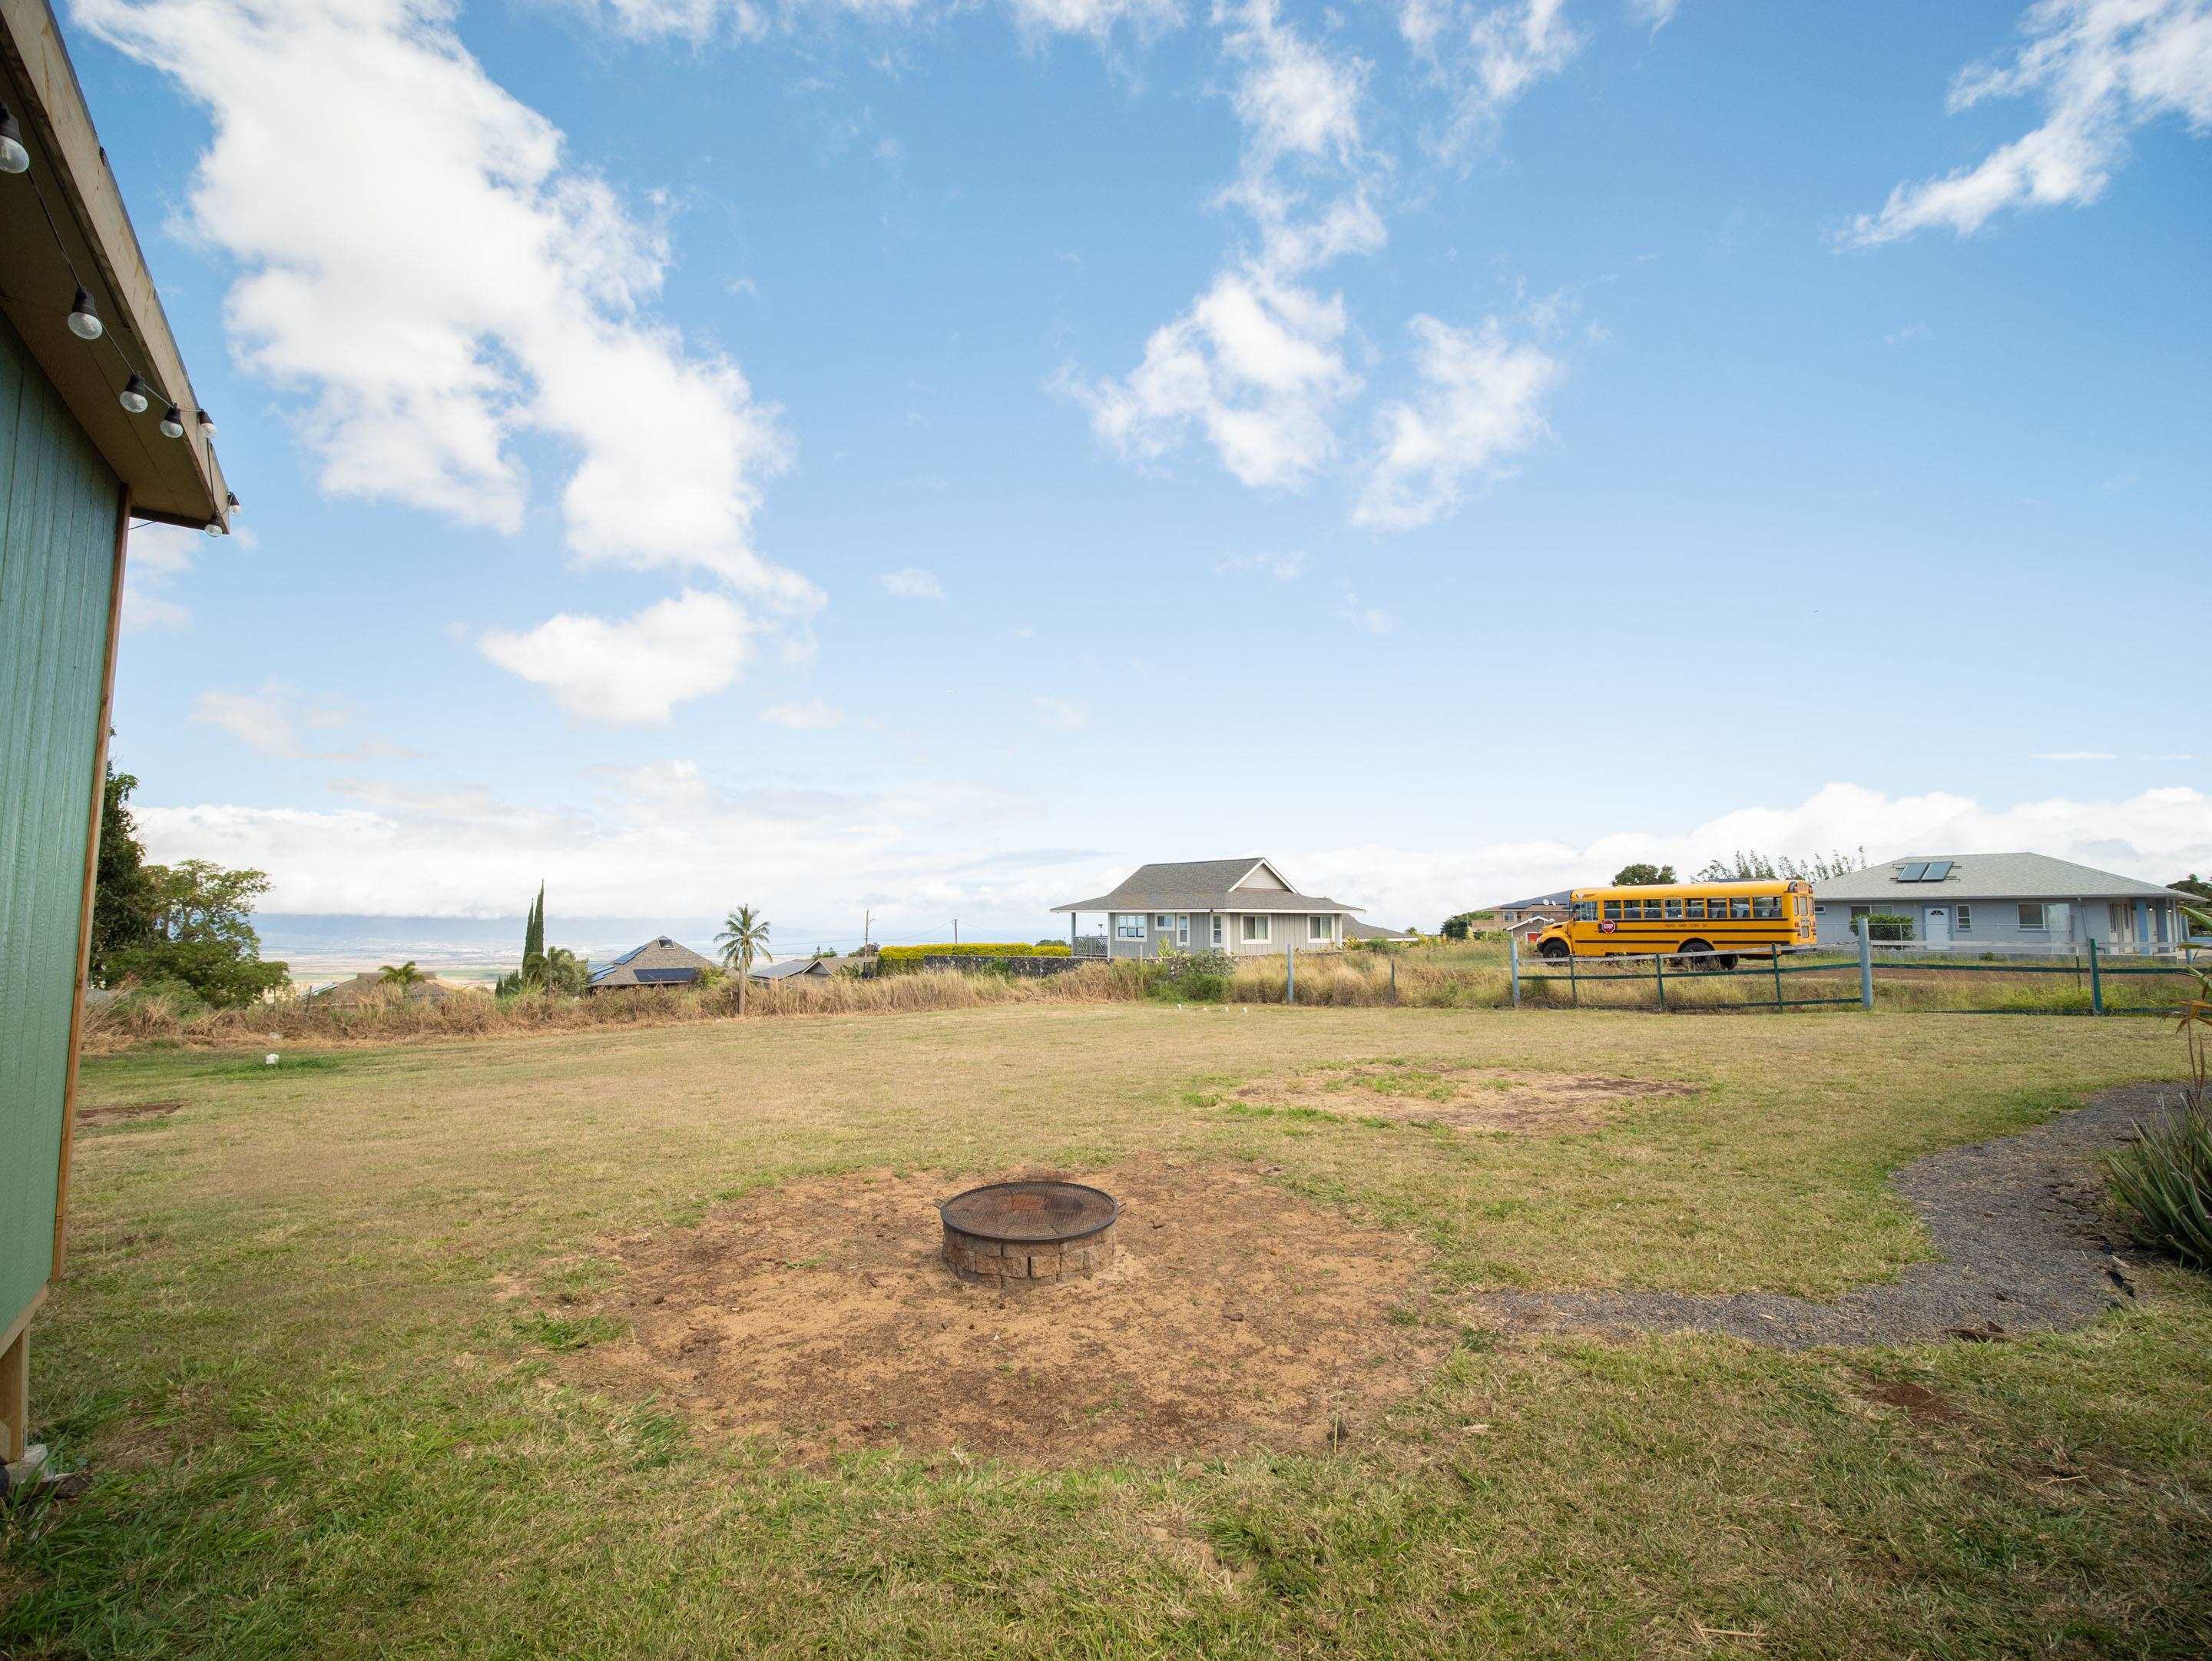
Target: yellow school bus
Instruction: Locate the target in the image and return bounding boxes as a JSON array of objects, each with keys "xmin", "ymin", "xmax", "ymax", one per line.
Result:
[{"xmin": 1529, "ymin": 880, "xmax": 1815, "ymax": 968}]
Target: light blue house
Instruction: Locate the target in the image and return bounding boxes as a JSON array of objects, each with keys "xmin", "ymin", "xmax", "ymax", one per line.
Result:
[{"xmin": 1812, "ymin": 854, "xmax": 2194, "ymax": 951}]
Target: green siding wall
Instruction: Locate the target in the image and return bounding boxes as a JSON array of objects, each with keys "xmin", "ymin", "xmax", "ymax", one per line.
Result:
[{"xmin": 0, "ymin": 307, "xmax": 120, "ymax": 1338}]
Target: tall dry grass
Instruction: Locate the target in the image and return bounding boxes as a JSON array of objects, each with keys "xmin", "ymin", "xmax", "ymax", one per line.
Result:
[{"xmin": 81, "ymin": 962, "xmax": 1147, "ymax": 1053}]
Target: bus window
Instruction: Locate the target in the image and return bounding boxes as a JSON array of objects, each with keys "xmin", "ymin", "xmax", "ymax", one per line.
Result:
[
  {"xmin": 1730, "ymin": 897, "xmax": 1752, "ymax": 920},
  {"xmin": 1684, "ymin": 898, "xmax": 1706, "ymax": 920},
  {"xmin": 1575, "ymin": 901, "xmax": 1598, "ymax": 922},
  {"xmin": 1664, "ymin": 898, "xmax": 1684, "ymax": 920},
  {"xmin": 1753, "ymin": 896, "xmax": 1781, "ymax": 920},
  {"xmin": 1604, "ymin": 900, "xmax": 1622, "ymax": 920}
]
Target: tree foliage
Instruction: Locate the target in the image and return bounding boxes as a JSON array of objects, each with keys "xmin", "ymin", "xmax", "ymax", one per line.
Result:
[
  {"xmin": 1696, "ymin": 848, "xmax": 1869, "ymax": 882},
  {"xmin": 90, "ymin": 765, "xmax": 160, "ymax": 981},
  {"xmin": 717, "ymin": 905, "xmax": 773, "ymax": 1014},
  {"xmin": 1439, "ymin": 912, "xmax": 1485, "ymax": 940},
  {"xmin": 1611, "ymin": 863, "xmax": 1675, "ymax": 886},
  {"xmin": 104, "ymin": 855, "xmax": 290, "ymax": 1007}
]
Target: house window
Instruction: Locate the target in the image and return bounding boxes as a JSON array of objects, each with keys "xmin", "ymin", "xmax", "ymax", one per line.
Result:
[
  {"xmin": 1241, "ymin": 914, "xmax": 1270, "ymax": 943},
  {"xmin": 1210, "ymin": 916, "xmax": 1224, "ymax": 947},
  {"xmin": 1154, "ymin": 914, "xmax": 1171, "ymax": 932},
  {"xmin": 1955, "ymin": 905, "xmax": 1972, "ymax": 934},
  {"xmin": 2018, "ymin": 903, "xmax": 2047, "ymax": 930},
  {"xmin": 1309, "ymin": 914, "xmax": 1333, "ymax": 941},
  {"xmin": 1114, "ymin": 914, "xmax": 1144, "ymax": 940}
]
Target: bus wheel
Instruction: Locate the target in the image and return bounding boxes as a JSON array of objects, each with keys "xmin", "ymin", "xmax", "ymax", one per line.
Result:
[
  {"xmin": 1714, "ymin": 953, "xmax": 1737, "ymax": 972},
  {"xmin": 1537, "ymin": 939, "xmax": 1570, "ymax": 960},
  {"xmin": 1677, "ymin": 939, "xmax": 1713, "ymax": 969}
]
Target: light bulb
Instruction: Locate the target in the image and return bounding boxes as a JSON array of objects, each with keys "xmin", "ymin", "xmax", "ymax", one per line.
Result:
[
  {"xmin": 67, "ymin": 287, "xmax": 102, "ymax": 340},
  {"xmin": 197, "ymin": 409, "xmax": 216, "ymax": 436},
  {"xmin": 0, "ymin": 106, "xmax": 26, "ymax": 175},
  {"xmin": 119, "ymin": 373, "xmax": 151, "ymax": 413},
  {"xmin": 226, "ymin": 492, "xmax": 240, "ymax": 518},
  {"xmin": 204, "ymin": 521, "xmax": 223, "ymax": 537},
  {"xmin": 159, "ymin": 404, "xmax": 184, "ymax": 439}
]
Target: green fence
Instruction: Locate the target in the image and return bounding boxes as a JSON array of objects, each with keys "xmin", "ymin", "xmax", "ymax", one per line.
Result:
[{"xmin": 1506, "ymin": 933, "xmax": 2200, "ymax": 1016}]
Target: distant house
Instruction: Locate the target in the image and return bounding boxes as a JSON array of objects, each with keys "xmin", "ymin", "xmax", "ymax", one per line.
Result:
[
  {"xmin": 1812, "ymin": 854, "xmax": 2195, "ymax": 950},
  {"xmin": 1489, "ymin": 889, "xmax": 1574, "ymax": 930},
  {"xmin": 1053, "ymin": 858, "xmax": 1364, "ymax": 959},
  {"xmin": 310, "ymin": 972, "xmax": 485, "ymax": 1007},
  {"xmin": 1344, "ymin": 919, "xmax": 1418, "ymax": 944},
  {"xmin": 585, "ymin": 937, "xmax": 720, "ymax": 993},
  {"xmin": 750, "ymin": 956, "xmax": 834, "ymax": 983}
]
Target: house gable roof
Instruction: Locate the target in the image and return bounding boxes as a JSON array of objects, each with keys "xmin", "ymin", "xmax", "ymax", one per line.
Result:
[
  {"xmin": 587, "ymin": 935, "xmax": 719, "ymax": 987},
  {"xmin": 1054, "ymin": 858, "xmax": 1364, "ymax": 915},
  {"xmin": 1812, "ymin": 853, "xmax": 2184, "ymax": 903}
]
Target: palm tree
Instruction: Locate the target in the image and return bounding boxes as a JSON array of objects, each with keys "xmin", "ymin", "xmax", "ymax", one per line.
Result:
[
  {"xmin": 377, "ymin": 960, "xmax": 424, "ymax": 996},
  {"xmin": 716, "ymin": 905, "xmax": 773, "ymax": 1015}
]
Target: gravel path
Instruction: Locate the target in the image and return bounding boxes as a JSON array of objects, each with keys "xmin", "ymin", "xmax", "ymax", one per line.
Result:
[{"xmin": 1472, "ymin": 1083, "xmax": 2177, "ymax": 1350}]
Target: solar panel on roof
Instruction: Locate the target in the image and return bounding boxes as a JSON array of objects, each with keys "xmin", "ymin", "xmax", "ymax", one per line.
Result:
[
  {"xmin": 1896, "ymin": 862, "xmax": 1927, "ymax": 881},
  {"xmin": 632, "ymin": 967, "xmax": 696, "ymax": 983},
  {"xmin": 1920, "ymin": 860, "xmax": 1952, "ymax": 881}
]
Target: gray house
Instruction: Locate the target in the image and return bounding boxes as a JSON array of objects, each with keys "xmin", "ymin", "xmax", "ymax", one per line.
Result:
[
  {"xmin": 585, "ymin": 936, "xmax": 720, "ymax": 992},
  {"xmin": 1055, "ymin": 859, "xmax": 1364, "ymax": 959},
  {"xmin": 1812, "ymin": 854, "xmax": 2195, "ymax": 951}
]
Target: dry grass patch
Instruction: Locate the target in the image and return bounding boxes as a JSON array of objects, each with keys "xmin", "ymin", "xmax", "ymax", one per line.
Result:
[
  {"xmin": 1230, "ymin": 1061, "xmax": 1693, "ymax": 1135},
  {"xmin": 571, "ymin": 1154, "xmax": 1451, "ymax": 1464}
]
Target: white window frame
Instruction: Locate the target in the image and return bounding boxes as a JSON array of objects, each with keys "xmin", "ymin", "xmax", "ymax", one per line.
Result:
[
  {"xmin": 2018, "ymin": 903, "xmax": 2048, "ymax": 930},
  {"xmin": 1114, "ymin": 913, "xmax": 1145, "ymax": 941},
  {"xmin": 1154, "ymin": 913, "xmax": 1172, "ymax": 933},
  {"xmin": 1241, "ymin": 913, "xmax": 1270, "ymax": 944},
  {"xmin": 1955, "ymin": 904, "xmax": 1972, "ymax": 934},
  {"xmin": 1309, "ymin": 913, "xmax": 1333, "ymax": 942},
  {"xmin": 1210, "ymin": 915, "xmax": 1224, "ymax": 947}
]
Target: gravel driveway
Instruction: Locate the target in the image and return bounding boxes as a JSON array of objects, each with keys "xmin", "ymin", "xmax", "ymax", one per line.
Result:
[{"xmin": 1472, "ymin": 1082, "xmax": 2180, "ymax": 1349}]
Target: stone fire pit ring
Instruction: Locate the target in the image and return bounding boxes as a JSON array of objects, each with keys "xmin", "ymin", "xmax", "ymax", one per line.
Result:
[{"xmin": 939, "ymin": 1179, "xmax": 1120, "ymax": 1285}]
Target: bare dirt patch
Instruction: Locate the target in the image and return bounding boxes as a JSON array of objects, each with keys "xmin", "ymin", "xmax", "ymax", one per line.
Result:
[
  {"xmin": 577, "ymin": 1155, "xmax": 1449, "ymax": 1464},
  {"xmin": 75, "ymin": 1099, "xmax": 185, "ymax": 1129},
  {"xmin": 1230, "ymin": 1063, "xmax": 1690, "ymax": 1135},
  {"xmin": 1852, "ymin": 1374, "xmax": 1959, "ymax": 1426}
]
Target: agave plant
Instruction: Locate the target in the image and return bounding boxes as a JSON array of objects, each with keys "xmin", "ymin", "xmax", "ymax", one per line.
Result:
[{"xmin": 2104, "ymin": 900, "xmax": 2212, "ymax": 1272}]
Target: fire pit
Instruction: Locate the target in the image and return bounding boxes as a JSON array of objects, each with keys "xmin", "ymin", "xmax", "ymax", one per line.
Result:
[{"xmin": 939, "ymin": 1180, "xmax": 1119, "ymax": 1285}]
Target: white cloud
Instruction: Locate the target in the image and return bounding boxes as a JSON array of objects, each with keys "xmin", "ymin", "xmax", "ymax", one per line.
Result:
[
  {"xmin": 1627, "ymin": 0, "xmax": 1676, "ymax": 30},
  {"xmin": 77, "ymin": 0, "xmax": 815, "ymax": 614},
  {"xmin": 1886, "ymin": 321, "xmax": 1932, "ymax": 346},
  {"xmin": 1289, "ymin": 782, "xmax": 2212, "ymax": 932},
  {"xmin": 1214, "ymin": 551, "xmax": 1307, "ymax": 579},
  {"xmin": 760, "ymin": 697, "xmax": 845, "ymax": 729},
  {"xmin": 557, "ymin": 0, "xmax": 1182, "ymax": 44},
  {"xmin": 478, "ymin": 590, "xmax": 753, "ymax": 724},
  {"xmin": 1401, "ymin": 0, "xmax": 1586, "ymax": 156},
  {"xmin": 1844, "ymin": 0, "xmax": 2212, "ymax": 247},
  {"xmin": 1336, "ymin": 593, "xmax": 1401, "ymax": 634},
  {"xmin": 1353, "ymin": 313, "xmax": 1561, "ymax": 530},
  {"xmin": 1035, "ymin": 695, "xmax": 1091, "ymax": 730},
  {"xmin": 877, "ymin": 566, "xmax": 947, "ymax": 600},
  {"xmin": 122, "ymin": 522, "xmax": 201, "ymax": 632},
  {"xmin": 190, "ymin": 681, "xmax": 415, "ymax": 761},
  {"xmin": 2032, "ymin": 750, "xmax": 2119, "ymax": 761},
  {"xmin": 1067, "ymin": 0, "xmax": 1377, "ymax": 491}
]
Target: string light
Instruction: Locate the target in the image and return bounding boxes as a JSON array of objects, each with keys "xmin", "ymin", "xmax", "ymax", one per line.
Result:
[
  {"xmin": 226, "ymin": 491, "xmax": 240, "ymax": 517},
  {"xmin": 67, "ymin": 287, "xmax": 102, "ymax": 340},
  {"xmin": 159, "ymin": 404, "xmax": 184, "ymax": 439},
  {"xmin": 196, "ymin": 408, "xmax": 216, "ymax": 436},
  {"xmin": 0, "ymin": 104, "xmax": 25, "ymax": 175},
  {"xmin": 118, "ymin": 373, "xmax": 151, "ymax": 413}
]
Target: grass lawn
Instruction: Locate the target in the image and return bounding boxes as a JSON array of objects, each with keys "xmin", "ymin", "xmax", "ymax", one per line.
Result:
[{"xmin": 5, "ymin": 1005, "xmax": 2210, "ymax": 1657}]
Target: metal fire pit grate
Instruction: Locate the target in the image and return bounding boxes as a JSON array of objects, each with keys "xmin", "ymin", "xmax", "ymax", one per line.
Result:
[{"xmin": 939, "ymin": 1181, "xmax": 1119, "ymax": 1283}]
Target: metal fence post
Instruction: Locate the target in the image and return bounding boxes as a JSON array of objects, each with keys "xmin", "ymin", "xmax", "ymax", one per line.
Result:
[
  {"xmin": 1770, "ymin": 944, "xmax": 1784, "ymax": 1010},
  {"xmin": 1859, "ymin": 920, "xmax": 1873, "ymax": 1010},
  {"xmin": 1509, "ymin": 931, "xmax": 1521, "ymax": 1009},
  {"xmin": 1654, "ymin": 949, "xmax": 1667, "ymax": 1012},
  {"xmin": 2088, "ymin": 936, "xmax": 2102, "ymax": 1016},
  {"xmin": 1389, "ymin": 956, "xmax": 1398, "ymax": 1003},
  {"xmin": 1286, "ymin": 940, "xmax": 1296, "ymax": 1006},
  {"xmin": 1567, "ymin": 944, "xmax": 1578, "ymax": 1008}
]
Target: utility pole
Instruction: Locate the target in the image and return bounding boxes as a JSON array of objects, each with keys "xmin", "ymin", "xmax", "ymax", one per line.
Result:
[
  {"xmin": 953, "ymin": 918, "xmax": 959, "ymax": 945},
  {"xmin": 863, "ymin": 909, "xmax": 871, "ymax": 951}
]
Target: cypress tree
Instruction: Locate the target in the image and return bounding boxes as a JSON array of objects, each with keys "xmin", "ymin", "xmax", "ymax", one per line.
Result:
[{"xmin": 525, "ymin": 883, "xmax": 545, "ymax": 964}]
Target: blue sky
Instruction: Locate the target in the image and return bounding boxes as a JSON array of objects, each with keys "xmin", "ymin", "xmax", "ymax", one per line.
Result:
[{"xmin": 60, "ymin": 0, "xmax": 2212, "ymax": 947}]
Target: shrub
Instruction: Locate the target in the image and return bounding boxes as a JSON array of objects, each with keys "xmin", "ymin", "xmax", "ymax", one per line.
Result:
[
  {"xmin": 1150, "ymin": 947, "xmax": 1233, "ymax": 1003},
  {"xmin": 876, "ymin": 943, "xmax": 1072, "ymax": 968},
  {"xmin": 1864, "ymin": 913, "xmax": 1915, "ymax": 942},
  {"xmin": 2106, "ymin": 1089, "xmax": 2212, "ymax": 1271}
]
